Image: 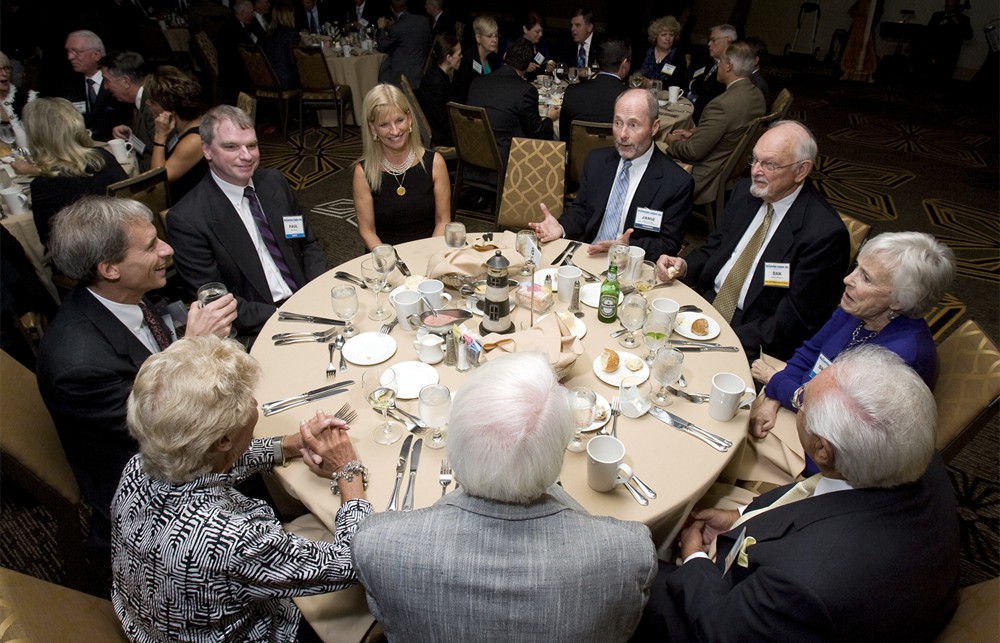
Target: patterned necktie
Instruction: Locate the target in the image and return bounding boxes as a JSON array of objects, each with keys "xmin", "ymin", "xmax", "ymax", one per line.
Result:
[
  {"xmin": 86, "ymin": 78, "xmax": 98, "ymax": 114},
  {"xmin": 577, "ymin": 43, "xmax": 586, "ymax": 68},
  {"xmin": 138, "ymin": 301, "xmax": 172, "ymax": 351},
  {"xmin": 730, "ymin": 473, "xmax": 823, "ymax": 530},
  {"xmin": 244, "ymin": 186, "xmax": 298, "ymax": 291},
  {"xmin": 308, "ymin": 12, "xmax": 316, "ymax": 33},
  {"xmin": 594, "ymin": 160, "xmax": 631, "ymax": 243},
  {"xmin": 713, "ymin": 204, "xmax": 774, "ymax": 322}
]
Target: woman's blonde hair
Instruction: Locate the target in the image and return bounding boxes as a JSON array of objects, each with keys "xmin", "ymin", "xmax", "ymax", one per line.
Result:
[
  {"xmin": 647, "ymin": 15, "xmax": 681, "ymax": 44},
  {"xmin": 22, "ymin": 97, "xmax": 105, "ymax": 178},
  {"xmin": 358, "ymin": 83, "xmax": 424, "ymax": 193},
  {"xmin": 127, "ymin": 336, "xmax": 262, "ymax": 484}
]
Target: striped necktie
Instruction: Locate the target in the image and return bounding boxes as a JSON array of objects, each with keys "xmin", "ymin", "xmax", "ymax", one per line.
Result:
[
  {"xmin": 244, "ymin": 186, "xmax": 298, "ymax": 291},
  {"xmin": 577, "ymin": 43, "xmax": 586, "ymax": 68},
  {"xmin": 730, "ymin": 473, "xmax": 823, "ymax": 530},
  {"xmin": 713, "ymin": 203, "xmax": 774, "ymax": 322},
  {"xmin": 594, "ymin": 160, "xmax": 631, "ymax": 243}
]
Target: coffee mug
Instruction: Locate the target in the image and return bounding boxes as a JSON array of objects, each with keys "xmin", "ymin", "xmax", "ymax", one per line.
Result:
[
  {"xmin": 107, "ymin": 138, "xmax": 133, "ymax": 163},
  {"xmin": 556, "ymin": 265, "xmax": 582, "ymax": 303},
  {"xmin": 668, "ymin": 86, "xmax": 682, "ymax": 103},
  {"xmin": 417, "ymin": 279, "xmax": 450, "ymax": 309},
  {"xmin": 0, "ymin": 187, "xmax": 28, "ymax": 215},
  {"xmin": 650, "ymin": 298, "xmax": 680, "ymax": 333},
  {"xmin": 342, "ymin": 44, "xmax": 352, "ymax": 57},
  {"xmin": 413, "ymin": 334, "xmax": 445, "ymax": 364},
  {"xmin": 709, "ymin": 372, "xmax": 757, "ymax": 421},
  {"xmin": 586, "ymin": 435, "xmax": 634, "ymax": 492},
  {"xmin": 391, "ymin": 289, "xmax": 424, "ymax": 330}
]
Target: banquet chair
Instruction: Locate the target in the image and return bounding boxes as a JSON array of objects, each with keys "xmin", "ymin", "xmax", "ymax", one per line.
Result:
[
  {"xmin": 772, "ymin": 88, "xmax": 793, "ymax": 119},
  {"xmin": 293, "ymin": 45, "xmax": 352, "ymax": 140},
  {"xmin": 566, "ymin": 120, "xmax": 614, "ymax": 200},
  {"xmin": 447, "ymin": 102, "xmax": 504, "ymax": 225},
  {"xmin": 0, "ymin": 351, "xmax": 92, "ymax": 593},
  {"xmin": 693, "ymin": 113, "xmax": 771, "ymax": 231},
  {"xmin": 192, "ymin": 32, "xmax": 221, "ymax": 105},
  {"xmin": 107, "ymin": 168, "xmax": 174, "ymax": 272},
  {"xmin": 497, "ymin": 137, "xmax": 566, "ymax": 231},
  {"xmin": 933, "ymin": 576, "xmax": 999, "ymax": 642},
  {"xmin": 237, "ymin": 91, "xmax": 258, "ymax": 123},
  {"xmin": 933, "ymin": 320, "xmax": 1000, "ymax": 462},
  {"xmin": 399, "ymin": 74, "xmax": 455, "ymax": 162},
  {"xmin": 837, "ymin": 211, "xmax": 871, "ymax": 267},
  {"xmin": 239, "ymin": 44, "xmax": 301, "ymax": 139}
]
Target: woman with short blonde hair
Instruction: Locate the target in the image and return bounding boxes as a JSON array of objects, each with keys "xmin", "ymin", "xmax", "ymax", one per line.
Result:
[{"xmin": 640, "ymin": 15, "xmax": 687, "ymax": 84}]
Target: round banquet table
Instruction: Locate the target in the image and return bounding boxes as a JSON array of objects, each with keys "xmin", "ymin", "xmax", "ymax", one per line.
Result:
[{"xmin": 251, "ymin": 235, "xmax": 751, "ymax": 552}]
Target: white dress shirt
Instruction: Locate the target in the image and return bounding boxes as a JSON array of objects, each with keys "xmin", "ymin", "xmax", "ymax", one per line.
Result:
[
  {"xmin": 88, "ymin": 288, "xmax": 173, "ymax": 355},
  {"xmin": 608, "ymin": 143, "xmax": 655, "ymax": 239}
]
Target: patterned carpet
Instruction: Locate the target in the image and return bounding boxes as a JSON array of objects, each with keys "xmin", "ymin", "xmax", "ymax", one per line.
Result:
[{"xmin": 1, "ymin": 63, "xmax": 996, "ymax": 593}]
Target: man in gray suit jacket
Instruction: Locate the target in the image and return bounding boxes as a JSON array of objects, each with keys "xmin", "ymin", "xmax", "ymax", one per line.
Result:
[
  {"xmin": 376, "ymin": 0, "xmax": 432, "ymax": 89},
  {"xmin": 352, "ymin": 353, "xmax": 658, "ymax": 642}
]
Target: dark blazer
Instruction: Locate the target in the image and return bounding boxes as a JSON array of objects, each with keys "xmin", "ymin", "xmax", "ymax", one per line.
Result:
[
  {"xmin": 429, "ymin": 9, "xmax": 457, "ymax": 38},
  {"xmin": 558, "ymin": 72, "xmax": 625, "ymax": 142},
  {"xmin": 559, "ymin": 146, "xmax": 693, "ymax": 259},
  {"xmin": 62, "ymin": 77, "xmax": 132, "ymax": 142},
  {"xmin": 467, "ymin": 65, "xmax": 554, "ymax": 166},
  {"xmin": 217, "ymin": 15, "xmax": 256, "ymax": 100},
  {"xmin": 453, "ymin": 46, "xmax": 502, "ymax": 103},
  {"xmin": 563, "ymin": 34, "xmax": 600, "ymax": 68},
  {"xmin": 749, "ymin": 70, "xmax": 773, "ymax": 112},
  {"xmin": 416, "ymin": 64, "xmax": 455, "ymax": 147},
  {"xmin": 262, "ymin": 25, "xmax": 301, "ymax": 90},
  {"xmin": 635, "ymin": 455, "xmax": 960, "ymax": 642},
  {"xmin": 133, "ymin": 89, "xmax": 156, "ymax": 171},
  {"xmin": 687, "ymin": 61, "xmax": 723, "ymax": 123},
  {"xmin": 296, "ymin": 2, "xmax": 335, "ymax": 32},
  {"xmin": 167, "ymin": 169, "xmax": 328, "ymax": 335},
  {"xmin": 376, "ymin": 11, "xmax": 432, "ymax": 89},
  {"xmin": 339, "ymin": 0, "xmax": 386, "ymax": 27},
  {"xmin": 683, "ymin": 179, "xmax": 850, "ymax": 361}
]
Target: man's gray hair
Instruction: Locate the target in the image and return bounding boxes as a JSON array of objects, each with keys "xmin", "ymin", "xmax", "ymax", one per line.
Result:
[
  {"xmin": 722, "ymin": 41, "xmax": 755, "ymax": 78},
  {"xmin": 446, "ymin": 353, "xmax": 573, "ymax": 503},
  {"xmin": 49, "ymin": 196, "xmax": 153, "ymax": 284},
  {"xmin": 67, "ymin": 30, "xmax": 106, "ymax": 56},
  {"xmin": 615, "ymin": 87, "xmax": 659, "ymax": 127},
  {"xmin": 200, "ymin": 104, "xmax": 255, "ymax": 144},
  {"xmin": 805, "ymin": 345, "xmax": 936, "ymax": 489},
  {"xmin": 713, "ymin": 24, "xmax": 738, "ymax": 42},
  {"xmin": 769, "ymin": 119, "xmax": 818, "ymax": 163},
  {"xmin": 858, "ymin": 232, "xmax": 955, "ymax": 317}
]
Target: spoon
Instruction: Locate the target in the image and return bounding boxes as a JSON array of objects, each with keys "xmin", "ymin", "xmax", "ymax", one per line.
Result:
[
  {"xmin": 420, "ymin": 295, "xmax": 440, "ymax": 316},
  {"xmin": 333, "ymin": 334, "xmax": 347, "ymax": 372}
]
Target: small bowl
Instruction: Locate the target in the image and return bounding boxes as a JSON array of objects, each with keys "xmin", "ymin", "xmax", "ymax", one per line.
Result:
[{"xmin": 406, "ymin": 308, "xmax": 473, "ymax": 333}]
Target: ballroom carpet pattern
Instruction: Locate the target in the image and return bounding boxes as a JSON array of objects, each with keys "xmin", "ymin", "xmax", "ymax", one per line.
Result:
[{"xmin": 1, "ymin": 64, "xmax": 996, "ymax": 594}]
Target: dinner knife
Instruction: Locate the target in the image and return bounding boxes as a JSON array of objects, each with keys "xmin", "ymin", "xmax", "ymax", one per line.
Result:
[
  {"xmin": 393, "ymin": 249, "xmax": 412, "ymax": 277},
  {"xmin": 670, "ymin": 340, "xmax": 723, "ymax": 348},
  {"xmin": 648, "ymin": 406, "xmax": 732, "ymax": 451},
  {"xmin": 278, "ymin": 312, "xmax": 346, "ymax": 325},
  {"xmin": 551, "ymin": 240, "xmax": 579, "ymax": 266},
  {"xmin": 401, "ymin": 438, "xmax": 423, "ymax": 511},
  {"xmin": 387, "ymin": 434, "xmax": 413, "ymax": 511},
  {"xmin": 261, "ymin": 380, "xmax": 354, "ymax": 412},
  {"xmin": 334, "ymin": 272, "xmax": 369, "ymax": 289},
  {"xmin": 675, "ymin": 345, "xmax": 740, "ymax": 353},
  {"xmin": 654, "ymin": 407, "xmax": 733, "ymax": 447},
  {"xmin": 262, "ymin": 387, "xmax": 348, "ymax": 416}
]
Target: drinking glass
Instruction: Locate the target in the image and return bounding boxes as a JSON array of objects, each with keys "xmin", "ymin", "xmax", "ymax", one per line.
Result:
[
  {"xmin": 641, "ymin": 320, "xmax": 669, "ymax": 364},
  {"xmin": 360, "ymin": 259, "xmax": 388, "ymax": 320},
  {"xmin": 566, "ymin": 387, "xmax": 596, "ymax": 453},
  {"xmin": 649, "ymin": 79, "xmax": 663, "ymax": 94},
  {"xmin": 371, "ymin": 244, "xmax": 396, "ymax": 291},
  {"xmin": 363, "ymin": 365, "xmax": 404, "ymax": 444},
  {"xmin": 619, "ymin": 377, "xmax": 651, "ymax": 418},
  {"xmin": 418, "ymin": 384, "xmax": 451, "ymax": 449},
  {"xmin": 0, "ymin": 122, "xmax": 15, "ymax": 147},
  {"xmin": 629, "ymin": 72, "xmax": 644, "ymax": 88},
  {"xmin": 197, "ymin": 281, "xmax": 237, "ymax": 338},
  {"xmin": 651, "ymin": 346, "xmax": 684, "ymax": 406},
  {"xmin": 330, "ymin": 285, "xmax": 359, "ymax": 337},
  {"xmin": 515, "ymin": 229, "xmax": 538, "ymax": 276},
  {"xmin": 618, "ymin": 293, "xmax": 647, "ymax": 348},
  {"xmin": 608, "ymin": 243, "xmax": 630, "ymax": 275},
  {"xmin": 541, "ymin": 74, "xmax": 552, "ymax": 89},
  {"xmin": 444, "ymin": 222, "xmax": 466, "ymax": 248},
  {"xmin": 635, "ymin": 260, "xmax": 657, "ymax": 294},
  {"xmin": 568, "ymin": 66, "xmax": 578, "ymax": 83}
]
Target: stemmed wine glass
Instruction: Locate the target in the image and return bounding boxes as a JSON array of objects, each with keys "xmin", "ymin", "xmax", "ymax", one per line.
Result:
[
  {"xmin": 641, "ymin": 320, "xmax": 669, "ymax": 364},
  {"xmin": 635, "ymin": 260, "xmax": 657, "ymax": 294},
  {"xmin": 650, "ymin": 346, "xmax": 684, "ymax": 406},
  {"xmin": 363, "ymin": 365, "xmax": 404, "ymax": 445},
  {"xmin": 362, "ymin": 244, "xmax": 395, "ymax": 321},
  {"xmin": 0, "ymin": 122, "xmax": 16, "ymax": 148},
  {"xmin": 566, "ymin": 387, "xmax": 596, "ymax": 453},
  {"xmin": 419, "ymin": 384, "xmax": 451, "ymax": 449},
  {"xmin": 515, "ymin": 229, "xmax": 538, "ymax": 277},
  {"xmin": 372, "ymin": 244, "xmax": 395, "ymax": 291},
  {"xmin": 618, "ymin": 293, "xmax": 647, "ymax": 348},
  {"xmin": 330, "ymin": 285, "xmax": 358, "ymax": 337}
]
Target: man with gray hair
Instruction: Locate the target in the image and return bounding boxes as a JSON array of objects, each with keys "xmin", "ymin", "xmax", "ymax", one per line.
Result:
[
  {"xmin": 61, "ymin": 30, "xmax": 131, "ymax": 141},
  {"xmin": 101, "ymin": 51, "xmax": 154, "ymax": 171},
  {"xmin": 352, "ymin": 352, "xmax": 657, "ymax": 641},
  {"xmin": 633, "ymin": 346, "xmax": 960, "ymax": 641},
  {"xmin": 36, "ymin": 196, "xmax": 235, "ymax": 561},
  {"xmin": 688, "ymin": 23, "xmax": 737, "ymax": 122}
]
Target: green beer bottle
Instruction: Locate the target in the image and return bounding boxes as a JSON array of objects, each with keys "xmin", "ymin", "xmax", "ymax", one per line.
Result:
[{"xmin": 597, "ymin": 263, "xmax": 620, "ymax": 324}]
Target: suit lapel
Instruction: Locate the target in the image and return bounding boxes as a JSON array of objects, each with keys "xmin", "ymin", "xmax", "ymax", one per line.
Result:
[
  {"xmin": 623, "ymin": 151, "xmax": 666, "ymax": 229},
  {"xmin": 76, "ymin": 288, "xmax": 151, "ymax": 367},
  {"xmin": 205, "ymin": 177, "xmax": 274, "ymax": 300},
  {"xmin": 255, "ymin": 172, "xmax": 307, "ymax": 287}
]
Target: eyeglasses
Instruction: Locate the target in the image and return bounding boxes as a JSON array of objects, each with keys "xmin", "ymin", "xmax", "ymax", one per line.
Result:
[
  {"xmin": 791, "ymin": 384, "xmax": 806, "ymax": 411},
  {"xmin": 748, "ymin": 155, "xmax": 801, "ymax": 173},
  {"xmin": 479, "ymin": 32, "xmax": 499, "ymax": 39},
  {"xmin": 0, "ymin": 66, "xmax": 11, "ymax": 73}
]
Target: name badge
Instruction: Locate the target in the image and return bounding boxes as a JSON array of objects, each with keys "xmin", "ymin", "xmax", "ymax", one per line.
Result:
[
  {"xmin": 129, "ymin": 133, "xmax": 146, "ymax": 155},
  {"xmin": 691, "ymin": 66, "xmax": 705, "ymax": 79},
  {"xmin": 472, "ymin": 60, "xmax": 483, "ymax": 74},
  {"xmin": 283, "ymin": 215, "xmax": 305, "ymax": 238},
  {"xmin": 633, "ymin": 207, "xmax": 663, "ymax": 232},
  {"xmin": 723, "ymin": 527, "xmax": 747, "ymax": 576},
  {"xmin": 359, "ymin": 18, "xmax": 369, "ymax": 27},
  {"xmin": 534, "ymin": 51, "xmax": 545, "ymax": 65},
  {"xmin": 763, "ymin": 262, "xmax": 790, "ymax": 288},
  {"xmin": 73, "ymin": 100, "xmax": 88, "ymax": 114},
  {"xmin": 660, "ymin": 63, "xmax": 677, "ymax": 76},
  {"xmin": 809, "ymin": 353, "xmax": 833, "ymax": 379}
]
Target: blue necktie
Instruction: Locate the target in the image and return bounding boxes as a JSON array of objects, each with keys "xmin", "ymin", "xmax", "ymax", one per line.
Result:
[
  {"xmin": 577, "ymin": 43, "xmax": 586, "ymax": 68},
  {"xmin": 594, "ymin": 160, "xmax": 631, "ymax": 242}
]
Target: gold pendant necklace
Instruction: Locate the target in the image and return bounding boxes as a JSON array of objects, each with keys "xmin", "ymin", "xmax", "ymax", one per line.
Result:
[
  {"xmin": 388, "ymin": 171, "xmax": 406, "ymax": 196},
  {"xmin": 382, "ymin": 150, "xmax": 413, "ymax": 197}
]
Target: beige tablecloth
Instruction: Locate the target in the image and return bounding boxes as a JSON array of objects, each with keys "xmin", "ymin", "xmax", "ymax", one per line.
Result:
[
  {"xmin": 321, "ymin": 49, "xmax": 388, "ymax": 126},
  {"xmin": 251, "ymin": 237, "xmax": 751, "ymax": 552},
  {"xmin": 656, "ymin": 96, "xmax": 695, "ymax": 139}
]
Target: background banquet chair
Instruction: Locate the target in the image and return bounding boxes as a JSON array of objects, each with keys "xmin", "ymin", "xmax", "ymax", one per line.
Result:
[
  {"xmin": 239, "ymin": 44, "xmax": 301, "ymax": 139},
  {"xmin": 446, "ymin": 102, "xmax": 504, "ymax": 226},
  {"xmin": 293, "ymin": 45, "xmax": 352, "ymax": 141},
  {"xmin": 497, "ymin": 137, "xmax": 565, "ymax": 231},
  {"xmin": 192, "ymin": 32, "xmax": 221, "ymax": 106},
  {"xmin": 237, "ymin": 91, "xmax": 258, "ymax": 123},
  {"xmin": 399, "ymin": 74, "xmax": 455, "ymax": 164},
  {"xmin": 837, "ymin": 211, "xmax": 872, "ymax": 267},
  {"xmin": 771, "ymin": 88, "xmax": 793, "ymax": 119},
  {"xmin": 566, "ymin": 120, "xmax": 614, "ymax": 201},
  {"xmin": 933, "ymin": 576, "xmax": 1000, "ymax": 642}
]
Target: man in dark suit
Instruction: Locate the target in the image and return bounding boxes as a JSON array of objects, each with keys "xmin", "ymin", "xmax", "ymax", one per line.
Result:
[
  {"xmin": 341, "ymin": 0, "xmax": 386, "ymax": 29},
  {"xmin": 36, "ymin": 196, "xmax": 235, "ymax": 560},
  {"xmin": 217, "ymin": 0, "xmax": 257, "ymax": 102},
  {"xmin": 657, "ymin": 120, "xmax": 849, "ymax": 361},
  {"xmin": 297, "ymin": 0, "xmax": 334, "ymax": 33},
  {"xmin": 102, "ymin": 51, "xmax": 155, "ymax": 171},
  {"xmin": 558, "ymin": 37, "xmax": 630, "ymax": 142},
  {"xmin": 687, "ymin": 23, "xmax": 735, "ymax": 123},
  {"xmin": 376, "ymin": 0, "xmax": 432, "ymax": 89},
  {"xmin": 425, "ymin": 0, "xmax": 455, "ymax": 38},
  {"xmin": 531, "ymin": 88, "xmax": 693, "ymax": 260},
  {"xmin": 168, "ymin": 105, "xmax": 328, "ymax": 338},
  {"xmin": 563, "ymin": 7, "xmax": 600, "ymax": 68},
  {"xmin": 467, "ymin": 38, "xmax": 557, "ymax": 167},
  {"xmin": 633, "ymin": 346, "xmax": 960, "ymax": 642},
  {"xmin": 61, "ymin": 30, "xmax": 132, "ymax": 142}
]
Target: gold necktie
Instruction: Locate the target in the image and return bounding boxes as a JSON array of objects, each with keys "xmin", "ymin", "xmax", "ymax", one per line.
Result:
[
  {"xmin": 731, "ymin": 473, "xmax": 823, "ymax": 530},
  {"xmin": 713, "ymin": 203, "xmax": 774, "ymax": 322}
]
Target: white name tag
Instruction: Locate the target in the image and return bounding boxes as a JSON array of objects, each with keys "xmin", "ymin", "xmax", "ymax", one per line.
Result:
[
  {"xmin": 359, "ymin": 17, "xmax": 369, "ymax": 27},
  {"xmin": 283, "ymin": 215, "xmax": 305, "ymax": 238},
  {"xmin": 809, "ymin": 353, "xmax": 833, "ymax": 379},
  {"xmin": 691, "ymin": 66, "xmax": 705, "ymax": 79},
  {"xmin": 763, "ymin": 262, "xmax": 790, "ymax": 287},
  {"xmin": 73, "ymin": 101, "xmax": 88, "ymax": 114},
  {"xmin": 661, "ymin": 62, "xmax": 677, "ymax": 76},
  {"xmin": 534, "ymin": 51, "xmax": 545, "ymax": 65},
  {"xmin": 129, "ymin": 133, "xmax": 146, "ymax": 155},
  {"xmin": 633, "ymin": 207, "xmax": 663, "ymax": 232},
  {"xmin": 472, "ymin": 60, "xmax": 483, "ymax": 74}
]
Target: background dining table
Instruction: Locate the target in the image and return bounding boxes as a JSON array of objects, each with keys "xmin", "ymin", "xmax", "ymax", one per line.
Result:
[{"xmin": 319, "ymin": 46, "xmax": 387, "ymax": 126}]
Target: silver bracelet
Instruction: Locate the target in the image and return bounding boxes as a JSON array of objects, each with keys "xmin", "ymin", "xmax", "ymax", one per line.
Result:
[
  {"xmin": 272, "ymin": 436, "xmax": 287, "ymax": 468},
  {"xmin": 330, "ymin": 460, "xmax": 369, "ymax": 495}
]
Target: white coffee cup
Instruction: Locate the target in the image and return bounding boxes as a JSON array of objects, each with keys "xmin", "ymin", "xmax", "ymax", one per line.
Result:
[
  {"xmin": 391, "ymin": 289, "xmax": 424, "ymax": 330},
  {"xmin": 624, "ymin": 246, "xmax": 646, "ymax": 284},
  {"xmin": 556, "ymin": 265, "xmax": 582, "ymax": 303},
  {"xmin": 709, "ymin": 372, "xmax": 757, "ymax": 421},
  {"xmin": 651, "ymin": 298, "xmax": 680, "ymax": 333},
  {"xmin": 0, "ymin": 187, "xmax": 28, "ymax": 215},
  {"xmin": 107, "ymin": 138, "xmax": 133, "ymax": 163},
  {"xmin": 413, "ymin": 334, "xmax": 445, "ymax": 364},
  {"xmin": 586, "ymin": 435, "xmax": 634, "ymax": 492},
  {"xmin": 342, "ymin": 44, "xmax": 352, "ymax": 57},
  {"xmin": 417, "ymin": 279, "xmax": 449, "ymax": 309},
  {"xmin": 668, "ymin": 86, "xmax": 682, "ymax": 103}
]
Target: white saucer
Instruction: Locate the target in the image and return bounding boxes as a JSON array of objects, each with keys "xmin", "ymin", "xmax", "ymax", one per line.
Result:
[
  {"xmin": 341, "ymin": 332, "xmax": 397, "ymax": 365},
  {"xmin": 383, "ymin": 361, "xmax": 439, "ymax": 399},
  {"xmin": 580, "ymin": 282, "xmax": 624, "ymax": 308}
]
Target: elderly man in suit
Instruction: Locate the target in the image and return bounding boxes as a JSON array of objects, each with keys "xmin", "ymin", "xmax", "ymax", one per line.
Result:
[
  {"xmin": 168, "ymin": 105, "xmax": 328, "ymax": 338},
  {"xmin": 61, "ymin": 30, "xmax": 132, "ymax": 142},
  {"xmin": 352, "ymin": 352, "xmax": 657, "ymax": 641},
  {"xmin": 559, "ymin": 37, "xmax": 630, "ymax": 142},
  {"xmin": 531, "ymin": 88, "xmax": 693, "ymax": 259},
  {"xmin": 102, "ymin": 51, "xmax": 154, "ymax": 171},
  {"xmin": 564, "ymin": 7, "xmax": 600, "ymax": 68},
  {"xmin": 633, "ymin": 346, "xmax": 960, "ymax": 642},
  {"xmin": 36, "ymin": 196, "xmax": 235, "ymax": 562},
  {"xmin": 657, "ymin": 120, "xmax": 849, "ymax": 361},
  {"xmin": 376, "ymin": 0, "xmax": 432, "ymax": 89},
  {"xmin": 687, "ymin": 24, "xmax": 736, "ymax": 123},
  {"xmin": 666, "ymin": 41, "xmax": 765, "ymax": 206}
]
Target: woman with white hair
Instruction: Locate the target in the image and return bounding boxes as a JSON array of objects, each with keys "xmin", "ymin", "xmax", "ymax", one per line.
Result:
[
  {"xmin": 0, "ymin": 50, "xmax": 36, "ymax": 152},
  {"xmin": 454, "ymin": 14, "xmax": 502, "ymax": 101},
  {"xmin": 111, "ymin": 335, "xmax": 372, "ymax": 641}
]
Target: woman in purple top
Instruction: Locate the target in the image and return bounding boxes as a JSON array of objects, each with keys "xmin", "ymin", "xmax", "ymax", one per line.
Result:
[{"xmin": 749, "ymin": 231, "xmax": 955, "ymax": 474}]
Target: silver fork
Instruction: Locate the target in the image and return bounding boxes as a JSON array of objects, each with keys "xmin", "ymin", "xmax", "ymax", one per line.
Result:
[
  {"xmin": 610, "ymin": 397, "xmax": 621, "ymax": 438},
  {"xmin": 439, "ymin": 460, "xmax": 453, "ymax": 496},
  {"xmin": 333, "ymin": 402, "xmax": 358, "ymax": 424},
  {"xmin": 325, "ymin": 343, "xmax": 337, "ymax": 378},
  {"xmin": 381, "ymin": 318, "xmax": 399, "ymax": 335}
]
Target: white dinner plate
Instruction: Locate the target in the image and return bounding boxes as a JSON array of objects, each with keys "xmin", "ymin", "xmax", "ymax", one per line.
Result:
[
  {"xmin": 382, "ymin": 361, "xmax": 439, "ymax": 400},
  {"xmin": 538, "ymin": 312, "xmax": 587, "ymax": 339},
  {"xmin": 341, "ymin": 332, "xmax": 397, "ymax": 365},
  {"xmin": 465, "ymin": 294, "xmax": 517, "ymax": 317},
  {"xmin": 592, "ymin": 350, "xmax": 650, "ymax": 387},
  {"xmin": 673, "ymin": 312, "xmax": 722, "ymax": 340},
  {"xmin": 582, "ymin": 393, "xmax": 611, "ymax": 432},
  {"xmin": 533, "ymin": 268, "xmax": 560, "ymax": 291},
  {"xmin": 579, "ymin": 282, "xmax": 624, "ymax": 308}
]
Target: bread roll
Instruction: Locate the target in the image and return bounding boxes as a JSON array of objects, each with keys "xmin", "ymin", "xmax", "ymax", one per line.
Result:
[{"xmin": 600, "ymin": 348, "xmax": 620, "ymax": 373}]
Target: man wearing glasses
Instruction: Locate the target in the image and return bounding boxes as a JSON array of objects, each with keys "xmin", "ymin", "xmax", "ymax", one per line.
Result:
[
  {"xmin": 656, "ymin": 120, "xmax": 849, "ymax": 361},
  {"xmin": 62, "ymin": 30, "xmax": 131, "ymax": 142}
]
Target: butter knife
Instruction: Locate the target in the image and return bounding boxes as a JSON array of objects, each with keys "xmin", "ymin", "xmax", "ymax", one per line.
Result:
[
  {"xmin": 401, "ymin": 438, "xmax": 422, "ymax": 511},
  {"xmin": 676, "ymin": 345, "xmax": 740, "ymax": 353},
  {"xmin": 551, "ymin": 240, "xmax": 579, "ymax": 266},
  {"xmin": 334, "ymin": 272, "xmax": 369, "ymax": 289},
  {"xmin": 278, "ymin": 312, "xmax": 346, "ymax": 325},
  {"xmin": 393, "ymin": 248, "xmax": 412, "ymax": 277},
  {"xmin": 648, "ymin": 406, "xmax": 731, "ymax": 451},
  {"xmin": 387, "ymin": 434, "xmax": 413, "ymax": 511}
]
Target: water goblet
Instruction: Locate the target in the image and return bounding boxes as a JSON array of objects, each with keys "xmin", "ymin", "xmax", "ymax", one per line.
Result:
[
  {"xmin": 363, "ymin": 365, "xmax": 404, "ymax": 445},
  {"xmin": 649, "ymin": 79, "xmax": 663, "ymax": 94},
  {"xmin": 371, "ymin": 244, "xmax": 396, "ymax": 292},
  {"xmin": 608, "ymin": 243, "xmax": 630, "ymax": 275},
  {"xmin": 0, "ymin": 122, "xmax": 16, "ymax": 147},
  {"xmin": 635, "ymin": 260, "xmax": 657, "ymax": 295},
  {"xmin": 651, "ymin": 346, "xmax": 684, "ymax": 406},
  {"xmin": 618, "ymin": 293, "xmax": 647, "ymax": 348},
  {"xmin": 566, "ymin": 387, "xmax": 596, "ymax": 452},
  {"xmin": 619, "ymin": 377, "xmax": 651, "ymax": 418},
  {"xmin": 360, "ymin": 259, "xmax": 390, "ymax": 320},
  {"xmin": 418, "ymin": 384, "xmax": 451, "ymax": 449},
  {"xmin": 641, "ymin": 320, "xmax": 669, "ymax": 364},
  {"xmin": 444, "ymin": 222, "xmax": 467, "ymax": 248},
  {"xmin": 515, "ymin": 229, "xmax": 538, "ymax": 276},
  {"xmin": 331, "ymin": 285, "xmax": 359, "ymax": 337},
  {"xmin": 197, "ymin": 281, "xmax": 237, "ymax": 338}
]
